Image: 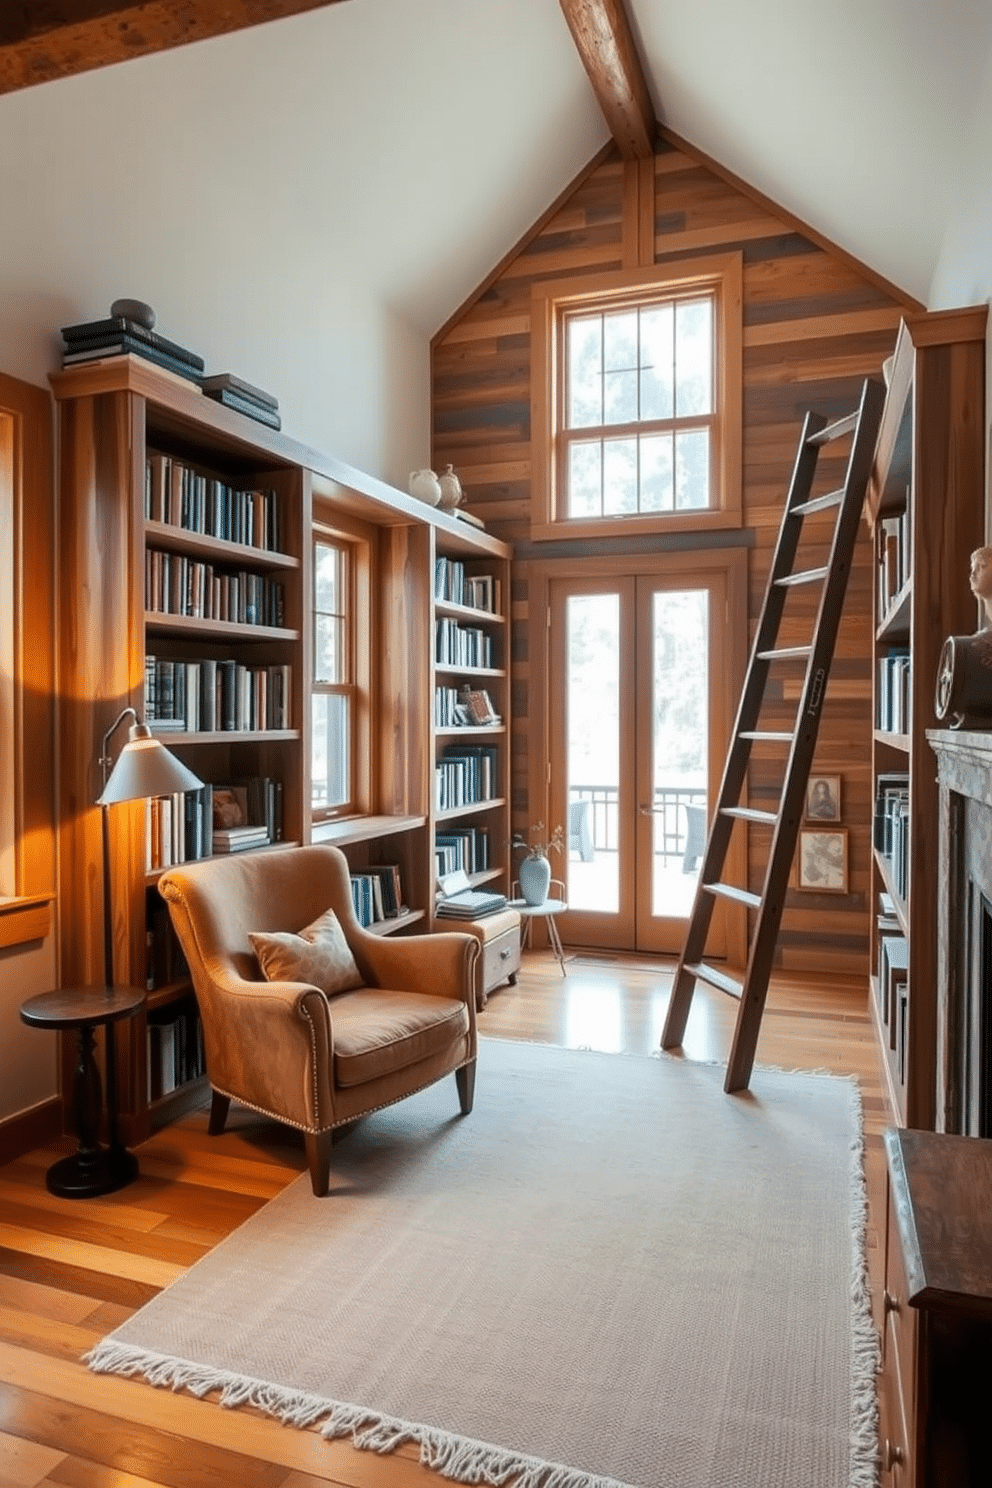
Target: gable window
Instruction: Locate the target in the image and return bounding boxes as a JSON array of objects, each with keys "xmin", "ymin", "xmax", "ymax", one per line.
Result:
[{"xmin": 532, "ymin": 253, "xmax": 742, "ymax": 539}]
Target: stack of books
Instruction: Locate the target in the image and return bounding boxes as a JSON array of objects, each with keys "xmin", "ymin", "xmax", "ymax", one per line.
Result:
[
  {"xmin": 202, "ymin": 373, "xmax": 281, "ymax": 430},
  {"xmin": 211, "ymin": 824, "xmax": 270, "ymax": 854},
  {"xmin": 435, "ymin": 869, "xmax": 507, "ymax": 920},
  {"xmin": 60, "ymin": 315, "xmax": 204, "ymax": 386}
]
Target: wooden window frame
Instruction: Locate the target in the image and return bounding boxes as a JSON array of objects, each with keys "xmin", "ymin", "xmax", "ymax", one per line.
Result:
[
  {"xmin": 310, "ymin": 511, "xmax": 376, "ymax": 824},
  {"xmin": 530, "ymin": 253, "xmax": 743, "ymax": 541}
]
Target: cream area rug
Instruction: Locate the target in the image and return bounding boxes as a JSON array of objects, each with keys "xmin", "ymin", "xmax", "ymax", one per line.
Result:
[{"xmin": 87, "ymin": 1039, "xmax": 877, "ymax": 1488}]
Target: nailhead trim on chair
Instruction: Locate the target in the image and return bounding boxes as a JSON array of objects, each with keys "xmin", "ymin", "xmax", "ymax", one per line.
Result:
[{"xmin": 209, "ymin": 1054, "xmax": 476, "ymax": 1137}]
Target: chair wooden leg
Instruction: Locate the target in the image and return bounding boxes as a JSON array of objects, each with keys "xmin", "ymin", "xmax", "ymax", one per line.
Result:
[
  {"xmin": 305, "ymin": 1130, "xmax": 334, "ymax": 1197},
  {"xmin": 456, "ymin": 1059, "xmax": 476, "ymax": 1115},
  {"xmin": 208, "ymin": 1090, "xmax": 231, "ymax": 1135}
]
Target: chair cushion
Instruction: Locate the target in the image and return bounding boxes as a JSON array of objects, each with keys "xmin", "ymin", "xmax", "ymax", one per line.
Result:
[
  {"xmin": 249, "ymin": 908, "xmax": 364, "ymax": 995},
  {"xmin": 327, "ymin": 989, "xmax": 471, "ymax": 1087}
]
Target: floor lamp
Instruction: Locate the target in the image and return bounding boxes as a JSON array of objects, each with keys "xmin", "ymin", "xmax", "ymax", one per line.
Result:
[
  {"xmin": 97, "ymin": 706, "xmax": 204, "ymax": 986},
  {"xmin": 89, "ymin": 706, "xmax": 204, "ymax": 1187}
]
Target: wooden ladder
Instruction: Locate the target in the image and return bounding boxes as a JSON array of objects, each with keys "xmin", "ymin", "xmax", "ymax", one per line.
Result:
[{"xmin": 660, "ymin": 377, "xmax": 886, "ymax": 1091}]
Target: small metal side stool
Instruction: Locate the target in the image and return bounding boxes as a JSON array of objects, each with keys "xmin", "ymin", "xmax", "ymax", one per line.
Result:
[{"xmin": 510, "ymin": 879, "xmax": 568, "ymax": 977}]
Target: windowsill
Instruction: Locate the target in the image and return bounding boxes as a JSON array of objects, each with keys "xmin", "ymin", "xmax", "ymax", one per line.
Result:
[
  {"xmin": 311, "ymin": 814, "xmax": 426, "ymax": 846},
  {"xmin": 529, "ymin": 509, "xmax": 744, "ymax": 544},
  {"xmin": 0, "ymin": 893, "xmax": 54, "ymax": 950}
]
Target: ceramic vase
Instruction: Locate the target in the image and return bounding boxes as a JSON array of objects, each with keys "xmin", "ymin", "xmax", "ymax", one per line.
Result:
[
  {"xmin": 409, "ymin": 469, "xmax": 442, "ymax": 506},
  {"xmin": 438, "ymin": 464, "xmax": 463, "ymax": 512},
  {"xmin": 518, "ymin": 851, "xmax": 551, "ymax": 906}
]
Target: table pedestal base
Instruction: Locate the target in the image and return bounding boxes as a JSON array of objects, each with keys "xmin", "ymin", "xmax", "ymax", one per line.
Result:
[{"xmin": 45, "ymin": 1143, "xmax": 139, "ymax": 1199}]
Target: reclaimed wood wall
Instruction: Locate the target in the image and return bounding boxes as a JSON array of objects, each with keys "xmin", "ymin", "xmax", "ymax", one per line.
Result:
[{"xmin": 431, "ymin": 132, "xmax": 919, "ymax": 977}]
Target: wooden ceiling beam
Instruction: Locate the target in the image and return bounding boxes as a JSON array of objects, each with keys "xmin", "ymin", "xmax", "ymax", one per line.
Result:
[
  {"xmin": 0, "ymin": 0, "xmax": 348, "ymax": 96},
  {"xmin": 558, "ymin": 0, "xmax": 656, "ymax": 160}
]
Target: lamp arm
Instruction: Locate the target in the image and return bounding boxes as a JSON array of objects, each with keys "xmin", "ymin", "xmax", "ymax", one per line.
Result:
[{"xmin": 99, "ymin": 706, "xmax": 141, "ymax": 788}]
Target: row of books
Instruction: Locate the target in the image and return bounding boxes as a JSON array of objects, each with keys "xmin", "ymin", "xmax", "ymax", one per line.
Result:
[
  {"xmin": 874, "ymin": 773, "xmax": 910, "ymax": 902},
  {"xmin": 876, "ymin": 889, "xmax": 908, "ymax": 1065},
  {"xmin": 876, "ymin": 506, "xmax": 912, "ymax": 623},
  {"xmin": 62, "ymin": 314, "xmax": 204, "ymax": 387},
  {"xmin": 144, "ymin": 451, "xmax": 282, "ymax": 551},
  {"xmin": 433, "ymin": 558, "xmax": 500, "ymax": 614},
  {"xmin": 145, "ymin": 657, "xmax": 292, "ymax": 732},
  {"xmin": 349, "ymin": 865, "xmax": 406, "ymax": 927},
  {"xmin": 147, "ymin": 1003, "xmax": 205, "ymax": 1101},
  {"xmin": 435, "ymin": 618, "xmax": 495, "ymax": 669},
  {"xmin": 435, "ymin": 744, "xmax": 499, "ymax": 812},
  {"xmin": 435, "ymin": 826, "xmax": 490, "ymax": 877},
  {"xmin": 145, "ymin": 548, "xmax": 286, "ymax": 627},
  {"xmin": 145, "ymin": 900, "xmax": 190, "ymax": 991},
  {"xmin": 145, "ymin": 778, "xmax": 284, "ymax": 871},
  {"xmin": 877, "ymin": 647, "xmax": 911, "ymax": 734}
]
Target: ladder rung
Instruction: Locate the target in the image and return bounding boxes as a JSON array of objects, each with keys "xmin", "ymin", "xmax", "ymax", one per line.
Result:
[
  {"xmin": 685, "ymin": 962, "xmax": 743, "ymax": 1000},
  {"xmin": 806, "ymin": 412, "xmax": 858, "ymax": 446},
  {"xmin": 738, "ymin": 730, "xmax": 794, "ymax": 742},
  {"xmin": 722, "ymin": 806, "xmax": 777, "ymax": 824},
  {"xmin": 705, "ymin": 881, "xmax": 762, "ymax": 909},
  {"xmin": 792, "ymin": 489, "xmax": 844, "ymax": 516},
  {"xmin": 757, "ymin": 646, "xmax": 812, "ymax": 661},
  {"xmin": 776, "ymin": 567, "xmax": 828, "ymax": 587}
]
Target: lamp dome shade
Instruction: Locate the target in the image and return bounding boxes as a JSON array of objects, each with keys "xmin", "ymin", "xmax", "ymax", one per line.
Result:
[{"xmin": 97, "ymin": 736, "xmax": 203, "ymax": 805}]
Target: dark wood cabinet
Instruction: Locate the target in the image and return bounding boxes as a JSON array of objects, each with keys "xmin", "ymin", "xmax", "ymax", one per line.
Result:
[{"xmin": 880, "ymin": 1127, "xmax": 992, "ymax": 1486}]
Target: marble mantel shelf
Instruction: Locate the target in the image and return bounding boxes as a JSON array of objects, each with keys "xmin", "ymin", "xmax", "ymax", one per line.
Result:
[{"xmin": 928, "ymin": 728, "xmax": 992, "ymax": 806}]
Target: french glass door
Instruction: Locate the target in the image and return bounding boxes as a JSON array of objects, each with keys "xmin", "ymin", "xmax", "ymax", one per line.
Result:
[{"xmin": 546, "ymin": 559, "xmax": 741, "ymax": 957}]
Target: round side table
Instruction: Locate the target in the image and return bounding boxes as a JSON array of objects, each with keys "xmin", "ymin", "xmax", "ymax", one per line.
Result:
[
  {"xmin": 20, "ymin": 986, "xmax": 146, "ymax": 1198},
  {"xmin": 509, "ymin": 888, "xmax": 569, "ymax": 977}
]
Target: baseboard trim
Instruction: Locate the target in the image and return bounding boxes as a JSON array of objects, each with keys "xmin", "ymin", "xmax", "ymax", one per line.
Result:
[{"xmin": 0, "ymin": 1096, "xmax": 63, "ymax": 1165}]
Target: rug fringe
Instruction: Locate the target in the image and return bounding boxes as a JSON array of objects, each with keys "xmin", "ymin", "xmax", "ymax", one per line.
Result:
[
  {"xmin": 85, "ymin": 1340, "xmax": 628, "ymax": 1488},
  {"xmin": 846, "ymin": 1084, "xmax": 881, "ymax": 1488}
]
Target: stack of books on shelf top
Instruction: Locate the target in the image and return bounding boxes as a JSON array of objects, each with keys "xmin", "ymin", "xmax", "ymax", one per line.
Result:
[
  {"xmin": 202, "ymin": 373, "xmax": 281, "ymax": 431},
  {"xmin": 60, "ymin": 315, "xmax": 204, "ymax": 388}
]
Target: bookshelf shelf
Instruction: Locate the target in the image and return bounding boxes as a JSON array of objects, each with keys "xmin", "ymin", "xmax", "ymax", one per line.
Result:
[
  {"xmin": 145, "ymin": 613, "xmax": 300, "ymax": 642},
  {"xmin": 143, "ymin": 520, "xmax": 301, "ymax": 571}
]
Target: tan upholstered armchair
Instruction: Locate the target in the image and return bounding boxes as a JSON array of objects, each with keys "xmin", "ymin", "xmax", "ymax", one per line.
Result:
[{"xmin": 158, "ymin": 844, "xmax": 479, "ymax": 1196}]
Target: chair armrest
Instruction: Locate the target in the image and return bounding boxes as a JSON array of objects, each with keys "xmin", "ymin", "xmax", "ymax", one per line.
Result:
[
  {"xmin": 192, "ymin": 968, "xmax": 334, "ymax": 1129},
  {"xmin": 349, "ymin": 928, "xmax": 479, "ymax": 1006}
]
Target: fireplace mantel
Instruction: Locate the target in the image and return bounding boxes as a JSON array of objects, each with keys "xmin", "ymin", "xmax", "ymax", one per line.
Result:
[
  {"xmin": 928, "ymin": 728, "xmax": 992, "ymax": 1133},
  {"xmin": 929, "ymin": 728, "xmax": 992, "ymax": 805}
]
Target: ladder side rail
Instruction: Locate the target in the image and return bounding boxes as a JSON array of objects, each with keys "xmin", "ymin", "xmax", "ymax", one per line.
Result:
[{"xmin": 661, "ymin": 410, "xmax": 828, "ymax": 1049}]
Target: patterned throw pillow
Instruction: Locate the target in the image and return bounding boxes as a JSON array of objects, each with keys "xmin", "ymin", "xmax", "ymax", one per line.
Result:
[{"xmin": 249, "ymin": 908, "xmax": 364, "ymax": 994}]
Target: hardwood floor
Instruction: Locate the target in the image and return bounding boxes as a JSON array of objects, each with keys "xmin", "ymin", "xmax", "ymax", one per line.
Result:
[{"xmin": 0, "ymin": 949, "xmax": 890, "ymax": 1487}]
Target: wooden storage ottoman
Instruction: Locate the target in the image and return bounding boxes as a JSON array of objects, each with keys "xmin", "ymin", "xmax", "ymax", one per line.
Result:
[{"xmin": 460, "ymin": 908, "xmax": 521, "ymax": 1009}]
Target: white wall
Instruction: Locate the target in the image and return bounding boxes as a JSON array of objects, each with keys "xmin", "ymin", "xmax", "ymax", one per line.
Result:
[
  {"xmin": 930, "ymin": 40, "xmax": 992, "ymax": 542},
  {"xmin": 0, "ymin": 22, "xmax": 432, "ymax": 482}
]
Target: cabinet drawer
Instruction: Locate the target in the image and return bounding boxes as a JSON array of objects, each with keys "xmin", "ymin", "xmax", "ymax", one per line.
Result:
[
  {"xmin": 481, "ymin": 927, "xmax": 520, "ymax": 995},
  {"xmin": 879, "ymin": 1314, "xmax": 913, "ymax": 1485},
  {"xmin": 884, "ymin": 1182, "xmax": 917, "ymax": 1431}
]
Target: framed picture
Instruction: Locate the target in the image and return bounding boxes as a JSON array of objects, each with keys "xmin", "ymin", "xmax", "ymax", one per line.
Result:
[
  {"xmin": 805, "ymin": 774, "xmax": 841, "ymax": 822},
  {"xmin": 797, "ymin": 828, "xmax": 848, "ymax": 893}
]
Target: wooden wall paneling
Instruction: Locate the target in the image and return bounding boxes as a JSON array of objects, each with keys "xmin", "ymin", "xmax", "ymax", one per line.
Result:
[{"xmin": 431, "ymin": 137, "xmax": 918, "ymax": 976}]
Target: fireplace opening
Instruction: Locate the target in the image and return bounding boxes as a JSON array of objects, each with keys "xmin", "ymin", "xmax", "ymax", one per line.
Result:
[{"xmin": 965, "ymin": 889, "xmax": 992, "ymax": 1138}]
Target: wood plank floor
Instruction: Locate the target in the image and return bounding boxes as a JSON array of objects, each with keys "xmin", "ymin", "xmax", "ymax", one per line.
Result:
[{"xmin": 0, "ymin": 949, "xmax": 891, "ymax": 1487}]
